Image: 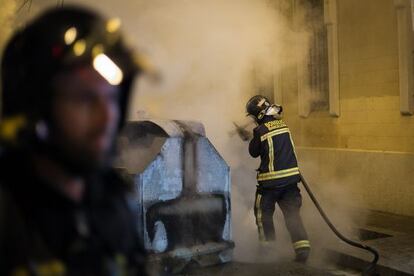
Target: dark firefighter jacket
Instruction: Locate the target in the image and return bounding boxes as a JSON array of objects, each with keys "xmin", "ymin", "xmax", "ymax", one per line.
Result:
[
  {"xmin": 249, "ymin": 116, "xmax": 301, "ymax": 188},
  {"xmin": 0, "ymin": 148, "xmax": 147, "ymax": 276}
]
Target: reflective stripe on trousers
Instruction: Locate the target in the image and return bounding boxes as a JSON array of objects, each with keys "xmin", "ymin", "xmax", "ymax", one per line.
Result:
[
  {"xmin": 293, "ymin": 239, "xmax": 311, "ymax": 250},
  {"xmin": 254, "ymin": 193, "xmax": 266, "ymax": 241}
]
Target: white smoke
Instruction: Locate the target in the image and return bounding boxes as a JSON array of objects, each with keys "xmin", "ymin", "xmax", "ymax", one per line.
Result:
[{"xmin": 120, "ymin": 0, "xmax": 310, "ymax": 262}]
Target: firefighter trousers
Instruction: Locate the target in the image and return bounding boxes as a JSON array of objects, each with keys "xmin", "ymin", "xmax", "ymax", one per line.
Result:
[{"xmin": 254, "ymin": 182, "xmax": 310, "ymax": 254}]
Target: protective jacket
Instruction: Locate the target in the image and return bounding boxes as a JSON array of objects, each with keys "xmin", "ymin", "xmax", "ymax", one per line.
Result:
[
  {"xmin": 0, "ymin": 149, "xmax": 147, "ymax": 276},
  {"xmin": 249, "ymin": 116, "xmax": 300, "ymax": 188}
]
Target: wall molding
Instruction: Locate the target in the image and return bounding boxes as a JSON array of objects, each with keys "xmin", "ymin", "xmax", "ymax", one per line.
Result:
[
  {"xmin": 394, "ymin": 0, "xmax": 414, "ymax": 115},
  {"xmin": 324, "ymin": 0, "xmax": 340, "ymax": 117}
]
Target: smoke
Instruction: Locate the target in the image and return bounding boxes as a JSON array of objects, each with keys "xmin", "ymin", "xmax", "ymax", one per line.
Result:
[
  {"xmin": 123, "ymin": 1, "xmax": 364, "ymax": 266},
  {"xmin": 116, "ymin": 0, "xmax": 310, "ymax": 263},
  {"xmin": 126, "ymin": 4, "xmax": 299, "ymax": 111},
  {"xmin": 110, "ymin": 0, "xmax": 311, "ymax": 262},
  {"xmin": 296, "ymin": 158, "xmax": 364, "ymax": 268}
]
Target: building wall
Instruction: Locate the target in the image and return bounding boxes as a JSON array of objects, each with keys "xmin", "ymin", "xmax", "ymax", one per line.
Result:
[
  {"xmin": 280, "ymin": 0, "xmax": 414, "ymax": 216},
  {"xmin": 297, "ymin": 147, "xmax": 414, "ymax": 217}
]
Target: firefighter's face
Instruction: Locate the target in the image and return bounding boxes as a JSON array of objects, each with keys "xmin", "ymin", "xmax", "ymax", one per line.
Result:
[{"xmin": 51, "ymin": 66, "xmax": 121, "ymax": 170}]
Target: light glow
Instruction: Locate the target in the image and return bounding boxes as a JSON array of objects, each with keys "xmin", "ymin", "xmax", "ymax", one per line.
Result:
[
  {"xmin": 64, "ymin": 27, "xmax": 77, "ymax": 45},
  {"xmin": 92, "ymin": 44, "xmax": 104, "ymax": 57},
  {"xmin": 73, "ymin": 39, "xmax": 86, "ymax": 56},
  {"xmin": 93, "ymin": 53, "xmax": 124, "ymax": 85},
  {"xmin": 106, "ymin": 18, "xmax": 121, "ymax": 33}
]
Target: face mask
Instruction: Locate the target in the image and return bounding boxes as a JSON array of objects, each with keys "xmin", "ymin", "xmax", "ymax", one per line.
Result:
[{"xmin": 265, "ymin": 104, "xmax": 283, "ymax": 117}]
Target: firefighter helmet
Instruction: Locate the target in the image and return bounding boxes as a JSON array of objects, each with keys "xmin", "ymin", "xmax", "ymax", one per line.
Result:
[
  {"xmin": 246, "ymin": 95, "xmax": 283, "ymax": 122},
  {"xmin": 1, "ymin": 6, "xmax": 142, "ymax": 142},
  {"xmin": 245, "ymin": 95, "xmax": 272, "ymax": 121}
]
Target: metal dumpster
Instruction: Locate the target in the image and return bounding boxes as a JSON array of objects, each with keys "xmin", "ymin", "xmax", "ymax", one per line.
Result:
[{"xmin": 116, "ymin": 120, "xmax": 233, "ymax": 272}]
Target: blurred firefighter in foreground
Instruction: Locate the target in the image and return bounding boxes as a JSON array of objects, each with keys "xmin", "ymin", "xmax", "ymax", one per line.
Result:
[
  {"xmin": 245, "ymin": 95, "xmax": 310, "ymax": 263},
  {"xmin": 0, "ymin": 6, "xmax": 148, "ymax": 275}
]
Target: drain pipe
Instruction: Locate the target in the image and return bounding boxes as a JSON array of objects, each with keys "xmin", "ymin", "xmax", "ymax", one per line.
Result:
[{"xmin": 300, "ymin": 174, "xmax": 379, "ymax": 276}]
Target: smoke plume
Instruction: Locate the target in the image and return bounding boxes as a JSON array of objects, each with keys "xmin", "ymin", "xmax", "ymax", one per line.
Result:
[{"xmin": 121, "ymin": 0, "xmax": 311, "ymax": 262}]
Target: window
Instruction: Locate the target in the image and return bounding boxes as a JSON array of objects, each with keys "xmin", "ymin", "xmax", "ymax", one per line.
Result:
[{"xmin": 296, "ymin": 0, "xmax": 340, "ymax": 117}]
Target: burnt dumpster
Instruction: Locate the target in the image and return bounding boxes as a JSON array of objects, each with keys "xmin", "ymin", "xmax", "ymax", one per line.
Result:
[{"xmin": 115, "ymin": 120, "xmax": 233, "ymax": 272}]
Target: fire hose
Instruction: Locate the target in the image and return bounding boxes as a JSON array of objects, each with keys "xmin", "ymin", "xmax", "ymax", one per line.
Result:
[{"xmin": 300, "ymin": 174, "xmax": 379, "ymax": 276}]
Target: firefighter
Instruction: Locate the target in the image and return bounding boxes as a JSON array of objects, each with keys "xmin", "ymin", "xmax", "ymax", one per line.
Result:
[
  {"xmin": 0, "ymin": 6, "xmax": 148, "ymax": 275},
  {"xmin": 246, "ymin": 95, "xmax": 310, "ymax": 263}
]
